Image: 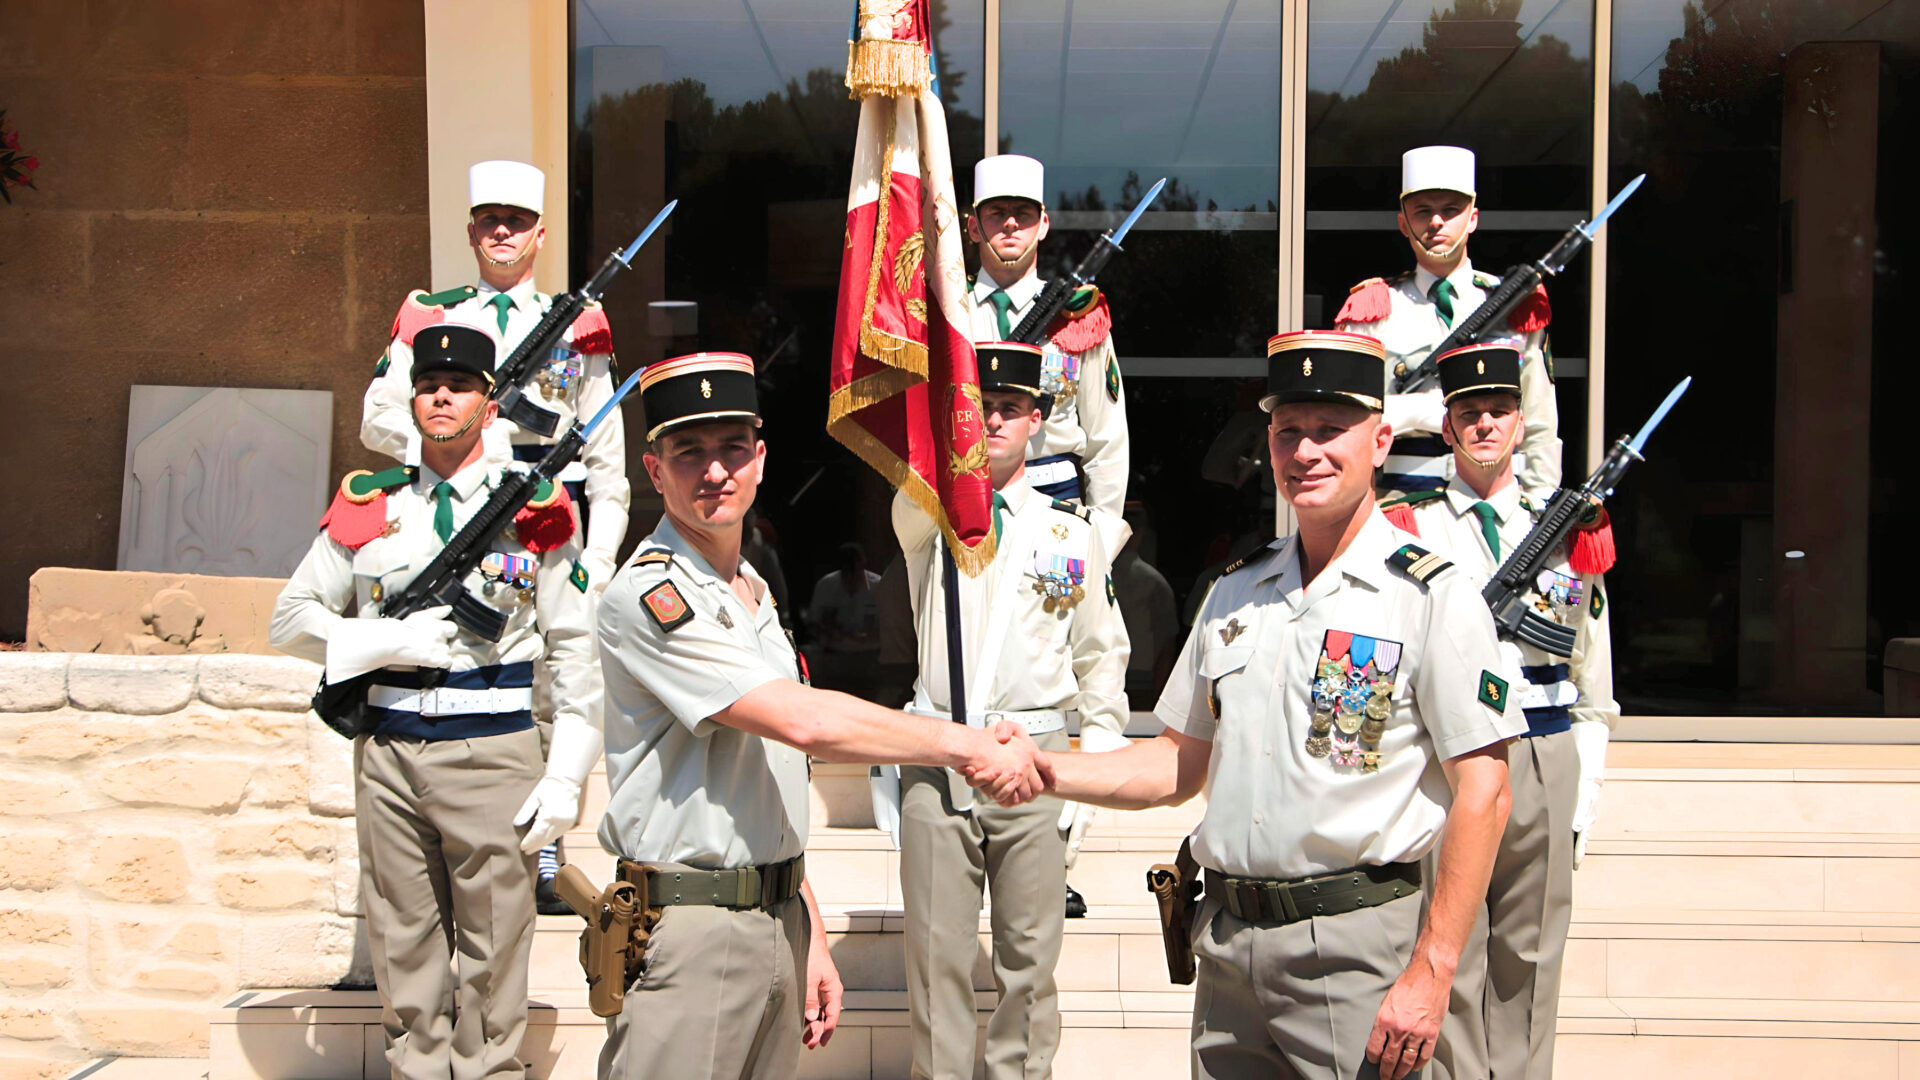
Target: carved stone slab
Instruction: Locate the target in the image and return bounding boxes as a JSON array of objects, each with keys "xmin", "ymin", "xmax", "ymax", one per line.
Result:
[{"xmin": 119, "ymin": 386, "xmax": 333, "ymax": 578}]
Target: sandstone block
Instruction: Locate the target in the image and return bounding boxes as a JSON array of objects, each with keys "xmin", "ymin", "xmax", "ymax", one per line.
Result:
[
  {"xmin": 65, "ymin": 655, "xmax": 197, "ymax": 714},
  {"xmin": 216, "ymin": 869, "xmax": 324, "ymax": 910},
  {"xmin": 0, "ymin": 1007, "xmax": 58, "ymax": 1040},
  {"xmin": 167, "ymin": 921, "xmax": 228, "ymax": 959},
  {"xmin": 133, "ymin": 963, "xmax": 225, "ymax": 996},
  {"xmin": 173, "ymin": 703, "xmax": 304, "ymax": 747},
  {"xmin": 0, "ymin": 774, "xmax": 85, "ymax": 816},
  {"xmin": 184, "ymin": 82, "xmax": 426, "ymax": 214},
  {"xmin": 246, "ymin": 761, "xmax": 308, "ymax": 808},
  {"xmin": 0, "ymin": 954, "xmax": 72, "ymax": 989},
  {"xmin": 306, "ymin": 714, "xmax": 357, "ymax": 817},
  {"xmin": 28, "ymin": 567, "xmax": 288, "ymax": 656},
  {"xmin": 97, "ymin": 756, "xmax": 250, "ymax": 810},
  {"xmin": 75, "ymin": 1003, "xmax": 209, "ymax": 1055},
  {"xmin": 83, "ymin": 836, "xmax": 189, "ymax": 903},
  {"xmin": 0, "ymin": 908, "xmax": 72, "ymax": 946},
  {"xmin": 12, "ymin": 712, "xmax": 147, "ymax": 760},
  {"xmin": 0, "ymin": 833, "xmax": 70, "ymax": 890},
  {"xmin": 216, "ymin": 819, "xmax": 331, "ymax": 858},
  {"xmin": 197, "ymin": 654, "xmax": 319, "ymax": 710},
  {"xmin": 240, "ymin": 915, "xmax": 357, "ymax": 987},
  {"xmin": 0, "ymin": 655, "xmax": 67, "ymax": 712},
  {"xmin": 0, "ymin": 1053, "xmax": 76, "ymax": 1080}
]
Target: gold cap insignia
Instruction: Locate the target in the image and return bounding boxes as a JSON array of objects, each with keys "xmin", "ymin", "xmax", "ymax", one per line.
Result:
[
  {"xmin": 1302, "ymin": 358, "xmax": 1313, "ymax": 376},
  {"xmin": 440, "ymin": 334, "xmax": 450, "ymax": 349},
  {"xmin": 1476, "ymin": 358, "xmax": 1485, "ymax": 374},
  {"xmin": 991, "ymin": 357, "xmax": 1000, "ymax": 371},
  {"xmin": 700, "ymin": 378, "xmax": 712, "ymax": 399}
]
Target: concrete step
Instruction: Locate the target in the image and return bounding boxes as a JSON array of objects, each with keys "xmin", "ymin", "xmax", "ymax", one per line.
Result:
[{"xmin": 67, "ymin": 1061, "xmax": 211, "ymax": 1080}]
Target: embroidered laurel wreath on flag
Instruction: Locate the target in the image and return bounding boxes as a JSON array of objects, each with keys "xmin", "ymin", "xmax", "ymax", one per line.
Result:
[{"xmin": 828, "ymin": 0, "xmax": 995, "ymax": 573}]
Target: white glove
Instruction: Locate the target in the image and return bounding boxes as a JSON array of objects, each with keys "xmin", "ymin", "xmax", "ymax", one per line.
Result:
[
  {"xmin": 1060, "ymin": 726, "xmax": 1131, "ymax": 866},
  {"xmin": 870, "ymin": 765, "xmax": 903, "ymax": 849},
  {"xmin": 1570, "ymin": 721, "xmax": 1611, "ymax": 869},
  {"xmin": 324, "ymin": 606, "xmax": 458, "ymax": 683},
  {"xmin": 514, "ymin": 714, "xmax": 604, "ymax": 854},
  {"xmin": 1384, "ymin": 388, "xmax": 1445, "ymax": 438}
]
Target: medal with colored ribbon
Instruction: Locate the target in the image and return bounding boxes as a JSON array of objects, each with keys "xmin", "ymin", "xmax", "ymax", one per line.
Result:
[
  {"xmin": 1308, "ymin": 630, "xmax": 1404, "ymax": 772},
  {"xmin": 1031, "ymin": 552, "xmax": 1087, "ymax": 612}
]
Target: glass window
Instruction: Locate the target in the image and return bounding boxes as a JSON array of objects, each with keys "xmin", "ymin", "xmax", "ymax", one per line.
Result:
[
  {"xmin": 1605, "ymin": 1, "xmax": 1920, "ymax": 716},
  {"xmin": 573, "ymin": 0, "xmax": 986, "ymax": 702}
]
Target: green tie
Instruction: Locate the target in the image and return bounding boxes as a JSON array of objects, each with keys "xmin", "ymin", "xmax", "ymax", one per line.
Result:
[
  {"xmin": 1430, "ymin": 278, "xmax": 1457, "ymax": 327},
  {"xmin": 987, "ymin": 289, "xmax": 1014, "ymax": 339},
  {"xmin": 487, "ymin": 293, "xmax": 514, "ymax": 333},
  {"xmin": 992, "ymin": 492, "xmax": 1008, "ymax": 544},
  {"xmin": 1470, "ymin": 500, "xmax": 1501, "ymax": 560},
  {"xmin": 433, "ymin": 481, "xmax": 455, "ymax": 543}
]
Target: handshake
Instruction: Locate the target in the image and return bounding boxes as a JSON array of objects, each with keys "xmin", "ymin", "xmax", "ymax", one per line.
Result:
[{"xmin": 960, "ymin": 723, "xmax": 1056, "ymax": 806}]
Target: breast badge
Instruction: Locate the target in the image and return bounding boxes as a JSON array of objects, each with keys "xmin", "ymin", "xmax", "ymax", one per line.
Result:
[{"xmin": 1310, "ymin": 630, "xmax": 1404, "ymax": 773}]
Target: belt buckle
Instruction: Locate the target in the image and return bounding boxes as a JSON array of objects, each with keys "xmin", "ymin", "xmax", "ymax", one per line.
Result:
[{"xmin": 417, "ymin": 687, "xmax": 447, "ymax": 717}]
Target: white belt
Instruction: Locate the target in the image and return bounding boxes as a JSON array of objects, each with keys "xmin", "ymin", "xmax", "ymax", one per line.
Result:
[
  {"xmin": 367, "ymin": 684, "xmax": 534, "ymax": 716},
  {"xmin": 554, "ymin": 461, "xmax": 589, "ymax": 483},
  {"xmin": 909, "ymin": 704, "xmax": 1072, "ymax": 736},
  {"xmin": 1023, "ymin": 458, "xmax": 1078, "ymax": 488},
  {"xmin": 1382, "ymin": 454, "xmax": 1450, "ymax": 478},
  {"xmin": 1517, "ymin": 680, "xmax": 1578, "ymax": 710}
]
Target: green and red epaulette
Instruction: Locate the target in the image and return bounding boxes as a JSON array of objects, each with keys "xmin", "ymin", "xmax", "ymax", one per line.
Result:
[
  {"xmin": 569, "ymin": 302, "xmax": 614, "ymax": 354},
  {"xmin": 1336, "ymin": 277, "xmax": 1394, "ymax": 324},
  {"xmin": 1046, "ymin": 284, "xmax": 1111, "ymax": 354},
  {"xmin": 512, "ymin": 479, "xmax": 577, "ymax": 553},
  {"xmin": 1566, "ymin": 506, "xmax": 1614, "ymax": 575},
  {"xmin": 320, "ymin": 466, "xmax": 414, "ymax": 549},
  {"xmin": 1378, "ymin": 489, "xmax": 1444, "ymax": 536},
  {"xmin": 1507, "ymin": 283, "xmax": 1552, "ymax": 334},
  {"xmin": 389, "ymin": 285, "xmax": 479, "ymax": 346}
]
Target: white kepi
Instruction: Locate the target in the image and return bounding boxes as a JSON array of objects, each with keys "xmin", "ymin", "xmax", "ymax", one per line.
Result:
[
  {"xmin": 1400, "ymin": 145, "xmax": 1476, "ymax": 200},
  {"xmin": 973, "ymin": 154, "xmax": 1045, "ymax": 208},
  {"xmin": 469, "ymin": 159, "xmax": 545, "ymax": 216}
]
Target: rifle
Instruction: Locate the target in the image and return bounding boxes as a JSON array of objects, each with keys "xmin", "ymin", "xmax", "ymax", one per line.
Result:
[
  {"xmin": 1005, "ymin": 178, "xmax": 1166, "ymax": 347},
  {"xmin": 312, "ymin": 368, "xmax": 642, "ymax": 736},
  {"xmin": 1395, "ymin": 175, "xmax": 1644, "ymax": 395},
  {"xmin": 490, "ymin": 201, "xmax": 675, "ymax": 437},
  {"xmin": 1483, "ymin": 377, "xmax": 1689, "ymax": 656}
]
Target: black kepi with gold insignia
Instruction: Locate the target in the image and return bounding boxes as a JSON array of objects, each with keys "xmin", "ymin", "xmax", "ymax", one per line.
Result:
[
  {"xmin": 638, "ymin": 352, "xmax": 761, "ymax": 442},
  {"xmin": 1435, "ymin": 341, "xmax": 1521, "ymax": 403},
  {"xmin": 410, "ymin": 323, "xmax": 498, "ymax": 386},
  {"xmin": 1261, "ymin": 330, "xmax": 1386, "ymax": 413},
  {"xmin": 976, "ymin": 340, "xmax": 1052, "ymax": 417}
]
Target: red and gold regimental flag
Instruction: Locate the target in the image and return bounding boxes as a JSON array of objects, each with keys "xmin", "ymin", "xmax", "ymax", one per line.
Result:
[{"xmin": 828, "ymin": 0, "xmax": 994, "ymax": 574}]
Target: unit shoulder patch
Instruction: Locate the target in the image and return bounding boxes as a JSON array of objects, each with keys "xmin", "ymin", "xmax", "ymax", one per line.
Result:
[
  {"xmin": 1387, "ymin": 543, "xmax": 1453, "ymax": 586},
  {"xmin": 1590, "ymin": 584, "xmax": 1606, "ymax": 619},
  {"xmin": 1478, "ymin": 670, "xmax": 1509, "ymax": 713},
  {"xmin": 569, "ymin": 560, "xmax": 590, "ymax": 593},
  {"xmin": 640, "ymin": 580, "xmax": 695, "ymax": 632}
]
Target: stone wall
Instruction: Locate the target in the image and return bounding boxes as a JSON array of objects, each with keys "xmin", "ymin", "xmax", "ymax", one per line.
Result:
[
  {"xmin": 0, "ymin": 653, "xmax": 363, "ymax": 1078},
  {"xmin": 0, "ymin": 0, "xmax": 431, "ymax": 640}
]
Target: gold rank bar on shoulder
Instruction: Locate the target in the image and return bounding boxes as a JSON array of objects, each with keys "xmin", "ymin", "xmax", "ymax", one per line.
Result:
[{"xmin": 1387, "ymin": 543, "xmax": 1454, "ymax": 584}]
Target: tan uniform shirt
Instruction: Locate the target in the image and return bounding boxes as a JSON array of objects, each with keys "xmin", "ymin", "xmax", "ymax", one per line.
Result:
[
  {"xmin": 1335, "ymin": 258, "xmax": 1561, "ymax": 500},
  {"xmin": 968, "ymin": 275, "xmax": 1130, "ymax": 521},
  {"xmin": 1157, "ymin": 507, "xmax": 1524, "ymax": 880},
  {"xmin": 595, "ymin": 516, "xmax": 811, "ymax": 869},
  {"xmin": 361, "ymin": 279, "xmax": 631, "ymax": 581},
  {"xmin": 1404, "ymin": 477, "xmax": 1620, "ymax": 732},
  {"xmin": 268, "ymin": 457, "xmax": 600, "ymax": 732},
  {"xmin": 891, "ymin": 478, "xmax": 1130, "ymax": 742}
]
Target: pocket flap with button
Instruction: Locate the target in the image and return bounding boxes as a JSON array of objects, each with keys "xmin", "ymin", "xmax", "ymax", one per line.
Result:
[{"xmin": 1199, "ymin": 645, "xmax": 1254, "ymax": 680}]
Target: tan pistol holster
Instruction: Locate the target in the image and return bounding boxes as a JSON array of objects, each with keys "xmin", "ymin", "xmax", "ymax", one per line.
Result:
[
  {"xmin": 1146, "ymin": 838, "xmax": 1203, "ymax": 986},
  {"xmin": 554, "ymin": 864, "xmax": 649, "ymax": 1017}
]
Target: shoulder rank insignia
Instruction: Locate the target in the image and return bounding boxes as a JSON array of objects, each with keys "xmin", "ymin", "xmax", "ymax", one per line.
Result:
[
  {"xmin": 1048, "ymin": 498, "xmax": 1092, "ymax": 522},
  {"xmin": 320, "ymin": 466, "xmax": 413, "ymax": 549},
  {"xmin": 1387, "ymin": 543, "xmax": 1453, "ymax": 585},
  {"xmin": 630, "ymin": 549, "xmax": 673, "ymax": 570},
  {"xmin": 1047, "ymin": 286, "xmax": 1111, "ymax": 355},
  {"xmin": 1334, "ymin": 276, "xmax": 1393, "ymax": 324},
  {"xmin": 640, "ymin": 580, "xmax": 694, "ymax": 632},
  {"xmin": 512, "ymin": 481, "xmax": 576, "ymax": 553},
  {"xmin": 1478, "ymin": 670, "xmax": 1508, "ymax": 713},
  {"xmin": 568, "ymin": 561, "xmax": 589, "ymax": 593}
]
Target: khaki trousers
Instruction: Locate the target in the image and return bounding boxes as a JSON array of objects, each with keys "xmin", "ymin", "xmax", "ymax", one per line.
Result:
[
  {"xmin": 354, "ymin": 727, "xmax": 544, "ymax": 1080},
  {"xmin": 900, "ymin": 729, "xmax": 1070, "ymax": 1080},
  {"xmin": 600, "ymin": 896, "xmax": 810, "ymax": 1080},
  {"xmin": 1190, "ymin": 888, "xmax": 1422, "ymax": 1080},
  {"xmin": 1431, "ymin": 729, "xmax": 1577, "ymax": 1080}
]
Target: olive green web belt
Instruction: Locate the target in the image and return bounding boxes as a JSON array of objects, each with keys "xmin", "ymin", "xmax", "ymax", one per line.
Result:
[
  {"xmin": 1204, "ymin": 860, "xmax": 1420, "ymax": 924},
  {"xmin": 616, "ymin": 854, "xmax": 806, "ymax": 912}
]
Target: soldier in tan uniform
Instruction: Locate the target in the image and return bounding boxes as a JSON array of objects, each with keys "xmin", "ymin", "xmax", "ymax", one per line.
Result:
[
  {"xmin": 1334, "ymin": 146, "xmax": 1560, "ymax": 501},
  {"xmin": 1379, "ymin": 343, "xmax": 1618, "ymax": 1080},
  {"xmin": 885, "ymin": 341, "xmax": 1131, "ymax": 1079},
  {"xmin": 271, "ymin": 324, "xmax": 604, "ymax": 1079},
  {"xmin": 593, "ymin": 353, "xmax": 1050, "ymax": 1080},
  {"xmin": 360, "ymin": 159, "xmax": 630, "ymax": 911},
  {"xmin": 987, "ymin": 330, "xmax": 1523, "ymax": 1080}
]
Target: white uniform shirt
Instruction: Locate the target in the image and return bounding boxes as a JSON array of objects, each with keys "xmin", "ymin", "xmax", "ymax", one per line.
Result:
[
  {"xmin": 269, "ymin": 457, "xmax": 601, "ymax": 732},
  {"xmin": 968, "ymin": 275, "xmax": 1130, "ymax": 520},
  {"xmin": 1158, "ymin": 506, "xmax": 1523, "ymax": 880},
  {"xmin": 361, "ymin": 279, "xmax": 631, "ymax": 580},
  {"xmin": 1404, "ymin": 477, "xmax": 1619, "ymax": 732},
  {"xmin": 892, "ymin": 479, "xmax": 1130, "ymax": 742},
  {"xmin": 1335, "ymin": 258, "xmax": 1561, "ymax": 500},
  {"xmin": 595, "ymin": 516, "xmax": 811, "ymax": 869}
]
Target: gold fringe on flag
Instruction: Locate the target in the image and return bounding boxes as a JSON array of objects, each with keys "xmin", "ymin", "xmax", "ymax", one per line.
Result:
[
  {"xmin": 845, "ymin": 37, "xmax": 928, "ymax": 99},
  {"xmin": 827, "ymin": 385, "xmax": 998, "ymax": 576}
]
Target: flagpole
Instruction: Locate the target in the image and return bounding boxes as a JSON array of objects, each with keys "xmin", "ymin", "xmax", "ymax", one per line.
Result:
[{"xmin": 942, "ymin": 543, "xmax": 968, "ymax": 730}]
